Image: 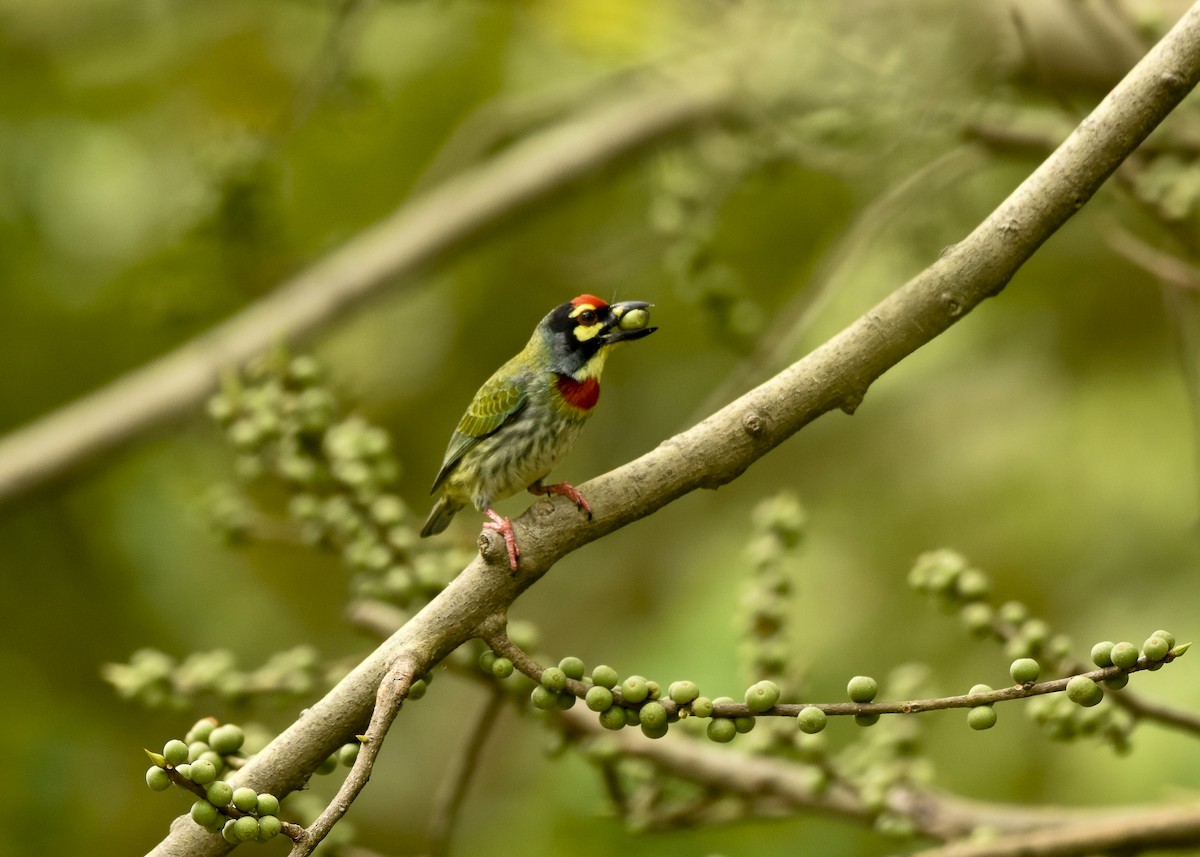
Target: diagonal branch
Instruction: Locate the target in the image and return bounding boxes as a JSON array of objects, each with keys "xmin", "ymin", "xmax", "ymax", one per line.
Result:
[
  {"xmin": 0, "ymin": 61, "xmax": 740, "ymax": 510},
  {"xmin": 146, "ymin": 6, "xmax": 1200, "ymax": 855}
]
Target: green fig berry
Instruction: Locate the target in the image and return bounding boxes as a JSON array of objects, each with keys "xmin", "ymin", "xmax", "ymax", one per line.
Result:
[
  {"xmin": 621, "ymin": 676, "xmax": 649, "ymax": 704},
  {"xmin": 591, "ymin": 665, "xmax": 619, "ymax": 689},
  {"xmin": 540, "ymin": 667, "xmax": 567, "ymax": 693},
  {"xmin": 847, "ymin": 676, "xmax": 878, "ymax": 703},
  {"xmin": 531, "ymin": 685, "xmax": 558, "ymax": 711},
  {"xmin": 1105, "ymin": 673, "xmax": 1130, "ymax": 690},
  {"xmin": 146, "ymin": 766, "xmax": 171, "ymax": 792},
  {"xmin": 998, "ymin": 601, "xmax": 1029, "ymax": 626},
  {"xmin": 1009, "ymin": 658, "xmax": 1040, "ymax": 685},
  {"xmin": 232, "ymin": 786, "xmax": 259, "ymax": 812},
  {"xmin": 338, "ymin": 743, "xmax": 360, "ymax": 767},
  {"xmin": 797, "ymin": 706, "xmax": 827, "ymax": 734},
  {"xmin": 639, "ymin": 702, "xmax": 667, "ymax": 729},
  {"xmin": 854, "ymin": 713, "xmax": 880, "ymax": 727},
  {"xmin": 1111, "ymin": 642, "xmax": 1139, "ymax": 670},
  {"xmin": 491, "ymin": 658, "xmax": 514, "ymax": 679},
  {"xmin": 258, "ymin": 814, "xmax": 282, "ymax": 841},
  {"xmin": 206, "ymin": 781, "xmax": 234, "ymax": 807},
  {"xmin": 1143, "ymin": 635, "xmax": 1170, "ymax": 662},
  {"xmin": 1152, "ymin": 629, "xmax": 1176, "ymax": 650},
  {"xmin": 586, "ymin": 686, "xmax": 614, "ymax": 712},
  {"xmin": 232, "ymin": 815, "xmax": 259, "ymax": 842},
  {"xmin": 478, "ymin": 650, "xmax": 497, "ymax": 672},
  {"xmin": 599, "ymin": 706, "xmax": 626, "ymax": 730},
  {"xmin": 1066, "ymin": 676, "xmax": 1104, "ymax": 707},
  {"xmin": 969, "ymin": 684, "xmax": 993, "ymax": 697},
  {"xmin": 1090, "ymin": 641, "xmax": 1115, "ymax": 668},
  {"xmin": 745, "ymin": 680, "xmax": 781, "ymax": 713},
  {"xmin": 555, "ymin": 691, "xmax": 576, "ymax": 710},
  {"xmin": 188, "ymin": 759, "xmax": 217, "ymax": 786},
  {"xmin": 558, "ymin": 657, "xmax": 586, "ymax": 680},
  {"xmin": 690, "ymin": 696, "xmax": 714, "ymax": 718},
  {"xmin": 256, "ymin": 793, "xmax": 281, "ymax": 816},
  {"xmin": 222, "ymin": 819, "xmax": 240, "ymax": 844},
  {"xmin": 707, "ymin": 719, "xmax": 737, "ymax": 743},
  {"xmin": 190, "ymin": 799, "xmax": 221, "ymax": 829},
  {"xmin": 734, "ymin": 716, "xmax": 756, "ymax": 734},
  {"xmin": 408, "ymin": 678, "xmax": 427, "ymax": 700},
  {"xmin": 641, "ymin": 720, "xmax": 669, "ymax": 739},
  {"xmin": 967, "ymin": 706, "xmax": 997, "ymax": 730},
  {"xmin": 669, "ymin": 680, "xmax": 700, "ymax": 705},
  {"xmin": 163, "ymin": 739, "xmax": 189, "ymax": 767}
]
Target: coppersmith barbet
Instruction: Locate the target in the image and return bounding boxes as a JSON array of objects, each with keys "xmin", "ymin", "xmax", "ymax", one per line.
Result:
[{"xmin": 420, "ymin": 294, "xmax": 656, "ymax": 568}]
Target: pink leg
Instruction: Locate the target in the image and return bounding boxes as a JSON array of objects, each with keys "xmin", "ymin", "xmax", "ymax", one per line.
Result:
[
  {"xmin": 483, "ymin": 508, "xmax": 520, "ymax": 570},
  {"xmin": 529, "ymin": 480, "xmax": 592, "ymax": 519}
]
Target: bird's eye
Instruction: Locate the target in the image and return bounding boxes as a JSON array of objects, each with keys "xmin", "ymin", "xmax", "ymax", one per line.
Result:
[{"xmin": 578, "ymin": 309, "xmax": 597, "ymax": 325}]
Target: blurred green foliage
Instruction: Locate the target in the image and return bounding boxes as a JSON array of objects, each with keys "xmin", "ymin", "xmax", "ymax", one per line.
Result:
[{"xmin": 2, "ymin": 1, "xmax": 1200, "ymax": 856}]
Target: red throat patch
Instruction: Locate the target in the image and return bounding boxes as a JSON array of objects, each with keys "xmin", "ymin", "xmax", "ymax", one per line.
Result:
[{"xmin": 555, "ymin": 374, "xmax": 601, "ymax": 411}]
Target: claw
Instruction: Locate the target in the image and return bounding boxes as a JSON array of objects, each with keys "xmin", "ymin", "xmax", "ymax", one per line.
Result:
[
  {"xmin": 529, "ymin": 481, "xmax": 593, "ymax": 520},
  {"xmin": 483, "ymin": 508, "xmax": 520, "ymax": 570}
]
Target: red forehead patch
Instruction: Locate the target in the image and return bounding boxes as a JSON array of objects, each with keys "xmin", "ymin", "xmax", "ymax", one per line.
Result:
[{"xmin": 571, "ymin": 294, "xmax": 608, "ymax": 309}]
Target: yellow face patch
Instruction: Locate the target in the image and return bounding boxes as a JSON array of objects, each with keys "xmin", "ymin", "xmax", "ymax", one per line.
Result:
[{"xmin": 569, "ymin": 303, "xmax": 604, "ymax": 343}]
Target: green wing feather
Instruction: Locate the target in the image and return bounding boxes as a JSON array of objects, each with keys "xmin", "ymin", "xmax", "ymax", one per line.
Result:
[{"xmin": 430, "ymin": 369, "xmax": 528, "ymax": 493}]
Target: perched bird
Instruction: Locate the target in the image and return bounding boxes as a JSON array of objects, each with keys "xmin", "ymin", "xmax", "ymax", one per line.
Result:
[{"xmin": 420, "ymin": 294, "xmax": 657, "ymax": 569}]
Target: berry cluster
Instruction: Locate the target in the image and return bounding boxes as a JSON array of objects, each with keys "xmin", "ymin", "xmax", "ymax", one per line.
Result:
[
  {"xmin": 145, "ymin": 719, "xmax": 284, "ymax": 843},
  {"xmin": 741, "ymin": 494, "xmax": 806, "ymax": 694},
  {"xmin": 909, "ymin": 549, "xmax": 1072, "ymax": 663},
  {"xmin": 103, "ymin": 646, "xmax": 320, "ymax": 708},
  {"xmin": 206, "ymin": 351, "xmax": 462, "ymax": 609},
  {"xmin": 146, "ymin": 717, "xmax": 364, "ymax": 843},
  {"xmin": 909, "ymin": 548, "xmax": 1186, "ymax": 747}
]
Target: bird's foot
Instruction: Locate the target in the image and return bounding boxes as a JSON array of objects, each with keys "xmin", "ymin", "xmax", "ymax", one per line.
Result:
[
  {"xmin": 483, "ymin": 508, "xmax": 520, "ymax": 570},
  {"xmin": 529, "ymin": 481, "xmax": 593, "ymax": 520}
]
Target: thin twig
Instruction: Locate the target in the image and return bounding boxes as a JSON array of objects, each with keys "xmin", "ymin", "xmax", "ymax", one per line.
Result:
[
  {"xmin": 427, "ymin": 688, "xmax": 506, "ymax": 857},
  {"xmin": 288, "ymin": 657, "xmax": 419, "ymax": 857}
]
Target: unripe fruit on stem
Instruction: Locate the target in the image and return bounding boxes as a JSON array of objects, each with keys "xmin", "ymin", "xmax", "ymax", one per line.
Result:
[
  {"xmin": 1091, "ymin": 642, "xmax": 1115, "ymax": 668},
  {"xmin": 146, "ymin": 766, "xmax": 171, "ymax": 792},
  {"xmin": 586, "ymin": 686, "xmax": 614, "ymax": 712},
  {"xmin": 707, "ymin": 719, "xmax": 736, "ymax": 743},
  {"xmin": 163, "ymin": 739, "xmax": 189, "ymax": 767},
  {"xmin": 1066, "ymin": 676, "xmax": 1104, "ymax": 707},
  {"xmin": 1143, "ymin": 635, "xmax": 1170, "ymax": 662},
  {"xmin": 206, "ymin": 781, "xmax": 233, "ymax": 807},
  {"xmin": 1009, "ymin": 658, "xmax": 1040, "ymax": 685},
  {"xmin": 621, "ymin": 676, "xmax": 649, "ymax": 704},
  {"xmin": 540, "ymin": 667, "xmax": 567, "ymax": 692},
  {"xmin": 847, "ymin": 676, "xmax": 878, "ymax": 703},
  {"xmin": 1110, "ymin": 642, "xmax": 1139, "ymax": 670},
  {"xmin": 967, "ymin": 706, "xmax": 997, "ymax": 730},
  {"xmin": 190, "ymin": 800, "xmax": 220, "ymax": 829},
  {"xmin": 797, "ymin": 706, "xmax": 826, "ymax": 734},
  {"xmin": 591, "ymin": 665, "xmax": 619, "ymax": 688},
  {"xmin": 745, "ymin": 680, "xmax": 781, "ymax": 713},
  {"xmin": 669, "ymin": 681, "xmax": 700, "ymax": 705},
  {"xmin": 559, "ymin": 657, "xmax": 585, "ymax": 680}
]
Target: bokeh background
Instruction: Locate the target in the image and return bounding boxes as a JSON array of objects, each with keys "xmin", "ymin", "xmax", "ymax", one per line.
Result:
[{"xmin": 2, "ymin": 1, "xmax": 1200, "ymax": 855}]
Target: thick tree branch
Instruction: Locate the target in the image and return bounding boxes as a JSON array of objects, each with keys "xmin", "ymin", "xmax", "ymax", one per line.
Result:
[
  {"xmin": 146, "ymin": 6, "xmax": 1200, "ymax": 855},
  {"xmin": 0, "ymin": 61, "xmax": 738, "ymax": 510}
]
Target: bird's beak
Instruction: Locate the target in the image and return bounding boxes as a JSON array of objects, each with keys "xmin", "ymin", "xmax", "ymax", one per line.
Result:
[{"xmin": 599, "ymin": 301, "xmax": 658, "ymax": 344}]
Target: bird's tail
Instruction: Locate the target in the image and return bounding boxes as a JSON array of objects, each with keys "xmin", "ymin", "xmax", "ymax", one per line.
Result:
[{"xmin": 420, "ymin": 495, "xmax": 461, "ymax": 537}]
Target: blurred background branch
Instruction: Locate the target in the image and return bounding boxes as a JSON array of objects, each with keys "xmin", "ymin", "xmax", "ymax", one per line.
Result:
[{"xmin": 0, "ymin": 53, "xmax": 740, "ymax": 510}]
